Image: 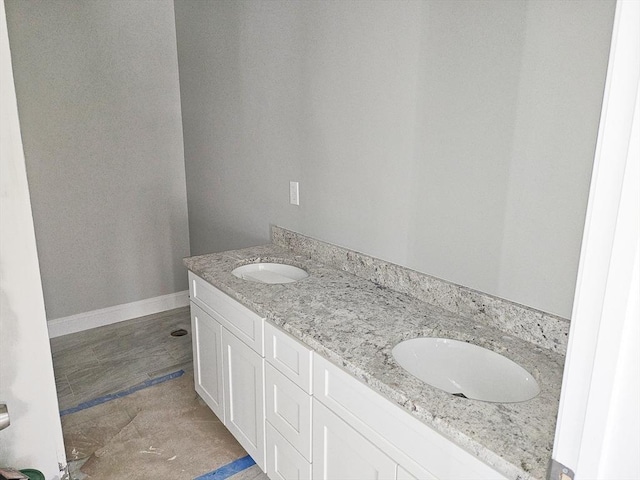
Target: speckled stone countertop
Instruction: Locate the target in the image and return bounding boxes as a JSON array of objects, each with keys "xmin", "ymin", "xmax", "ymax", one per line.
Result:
[{"xmin": 184, "ymin": 229, "xmax": 566, "ymax": 480}]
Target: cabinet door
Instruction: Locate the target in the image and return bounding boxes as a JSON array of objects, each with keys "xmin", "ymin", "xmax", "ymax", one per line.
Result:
[
  {"xmin": 222, "ymin": 328, "xmax": 265, "ymax": 470},
  {"xmin": 191, "ymin": 303, "xmax": 224, "ymax": 420},
  {"xmin": 312, "ymin": 400, "xmax": 396, "ymax": 480}
]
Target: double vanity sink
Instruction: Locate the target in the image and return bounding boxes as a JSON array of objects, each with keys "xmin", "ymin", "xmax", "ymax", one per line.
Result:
[{"xmin": 184, "ymin": 229, "xmax": 566, "ymax": 480}]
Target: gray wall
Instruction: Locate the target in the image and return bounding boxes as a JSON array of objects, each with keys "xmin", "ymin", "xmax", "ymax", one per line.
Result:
[
  {"xmin": 5, "ymin": 0, "xmax": 190, "ymax": 319},
  {"xmin": 175, "ymin": 0, "xmax": 614, "ymax": 319}
]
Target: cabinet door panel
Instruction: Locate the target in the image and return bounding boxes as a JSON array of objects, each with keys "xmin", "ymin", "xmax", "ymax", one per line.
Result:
[
  {"xmin": 265, "ymin": 363, "xmax": 312, "ymax": 460},
  {"xmin": 266, "ymin": 422, "xmax": 311, "ymax": 480},
  {"xmin": 191, "ymin": 303, "xmax": 224, "ymax": 420},
  {"xmin": 223, "ymin": 328, "xmax": 265, "ymax": 470},
  {"xmin": 312, "ymin": 400, "xmax": 396, "ymax": 480}
]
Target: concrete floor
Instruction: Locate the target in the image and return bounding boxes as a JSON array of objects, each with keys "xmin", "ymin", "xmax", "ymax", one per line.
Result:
[{"xmin": 50, "ymin": 307, "xmax": 268, "ymax": 480}]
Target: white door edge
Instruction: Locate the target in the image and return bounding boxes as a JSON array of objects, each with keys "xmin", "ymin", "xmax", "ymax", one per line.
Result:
[{"xmin": 552, "ymin": 0, "xmax": 640, "ymax": 478}]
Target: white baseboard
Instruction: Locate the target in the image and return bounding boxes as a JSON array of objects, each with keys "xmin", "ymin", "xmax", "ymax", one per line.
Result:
[{"xmin": 47, "ymin": 290, "xmax": 190, "ymax": 338}]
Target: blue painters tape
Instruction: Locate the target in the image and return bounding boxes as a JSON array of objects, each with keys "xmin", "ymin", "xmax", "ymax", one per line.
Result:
[
  {"xmin": 194, "ymin": 455, "xmax": 256, "ymax": 480},
  {"xmin": 59, "ymin": 369, "xmax": 185, "ymax": 416}
]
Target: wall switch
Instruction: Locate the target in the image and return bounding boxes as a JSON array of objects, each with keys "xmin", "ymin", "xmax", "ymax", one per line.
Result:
[{"xmin": 289, "ymin": 181, "xmax": 299, "ymax": 205}]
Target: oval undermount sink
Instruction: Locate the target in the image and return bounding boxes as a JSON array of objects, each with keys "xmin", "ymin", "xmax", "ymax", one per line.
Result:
[
  {"xmin": 392, "ymin": 337, "xmax": 540, "ymax": 403},
  {"xmin": 232, "ymin": 263, "xmax": 308, "ymax": 284}
]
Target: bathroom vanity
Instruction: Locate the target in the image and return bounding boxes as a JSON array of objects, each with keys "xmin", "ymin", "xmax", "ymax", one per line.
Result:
[{"xmin": 184, "ymin": 227, "xmax": 567, "ymax": 480}]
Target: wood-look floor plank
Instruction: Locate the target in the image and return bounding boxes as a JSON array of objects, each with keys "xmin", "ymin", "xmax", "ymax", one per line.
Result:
[{"xmin": 51, "ymin": 307, "xmax": 193, "ymax": 410}]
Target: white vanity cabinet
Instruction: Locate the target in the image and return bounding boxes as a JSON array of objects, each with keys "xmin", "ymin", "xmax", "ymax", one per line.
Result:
[
  {"xmin": 189, "ymin": 272, "xmax": 266, "ymax": 470},
  {"xmin": 189, "ymin": 271, "xmax": 509, "ymax": 480}
]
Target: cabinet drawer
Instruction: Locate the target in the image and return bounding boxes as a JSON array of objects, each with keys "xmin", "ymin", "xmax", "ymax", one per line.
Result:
[
  {"xmin": 266, "ymin": 422, "xmax": 312, "ymax": 480},
  {"xmin": 265, "ymin": 322, "xmax": 313, "ymax": 393},
  {"xmin": 313, "ymin": 354, "xmax": 505, "ymax": 480},
  {"xmin": 265, "ymin": 363, "xmax": 312, "ymax": 461},
  {"xmin": 189, "ymin": 272, "xmax": 264, "ymax": 355}
]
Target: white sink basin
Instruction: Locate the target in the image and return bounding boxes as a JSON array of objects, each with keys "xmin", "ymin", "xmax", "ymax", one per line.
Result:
[
  {"xmin": 232, "ymin": 263, "xmax": 308, "ymax": 284},
  {"xmin": 392, "ymin": 338, "xmax": 540, "ymax": 403}
]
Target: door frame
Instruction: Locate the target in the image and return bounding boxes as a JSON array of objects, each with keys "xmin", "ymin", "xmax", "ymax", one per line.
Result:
[{"xmin": 552, "ymin": 0, "xmax": 639, "ymax": 478}]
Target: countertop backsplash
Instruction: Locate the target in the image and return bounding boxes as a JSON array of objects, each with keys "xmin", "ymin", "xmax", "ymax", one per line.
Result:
[{"xmin": 272, "ymin": 225, "xmax": 570, "ymax": 355}]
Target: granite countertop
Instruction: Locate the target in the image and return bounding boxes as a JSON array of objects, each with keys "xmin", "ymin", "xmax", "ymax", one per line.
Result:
[{"xmin": 184, "ymin": 242, "xmax": 565, "ymax": 480}]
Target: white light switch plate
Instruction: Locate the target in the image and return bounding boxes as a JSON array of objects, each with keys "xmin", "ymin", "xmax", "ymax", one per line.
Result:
[{"xmin": 289, "ymin": 181, "xmax": 299, "ymax": 205}]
